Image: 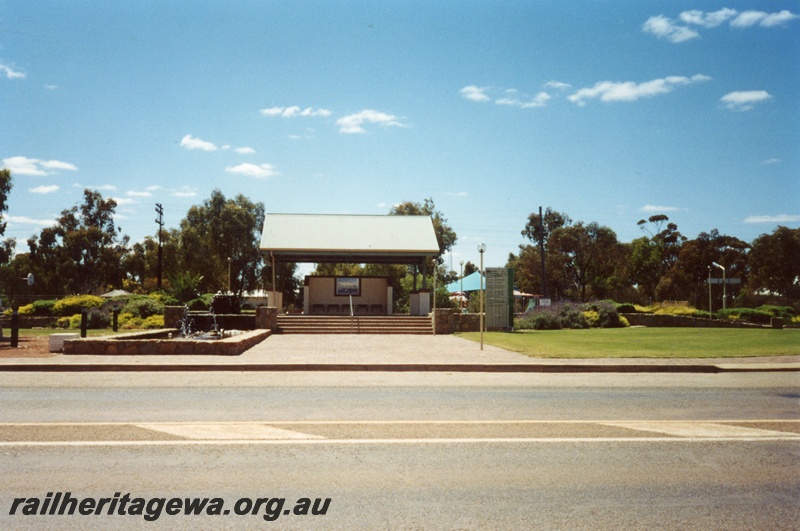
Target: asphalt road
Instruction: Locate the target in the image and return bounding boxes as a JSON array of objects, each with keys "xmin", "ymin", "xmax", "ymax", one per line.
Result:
[{"xmin": 0, "ymin": 372, "xmax": 797, "ymax": 529}]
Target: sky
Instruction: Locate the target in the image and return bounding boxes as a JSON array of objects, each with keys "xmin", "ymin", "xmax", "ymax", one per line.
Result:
[{"xmin": 1, "ymin": 1, "xmax": 798, "ymax": 275}]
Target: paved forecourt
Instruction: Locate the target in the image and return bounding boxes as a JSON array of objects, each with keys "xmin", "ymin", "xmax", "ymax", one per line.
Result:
[{"xmin": 0, "ymin": 333, "xmax": 797, "ymax": 372}]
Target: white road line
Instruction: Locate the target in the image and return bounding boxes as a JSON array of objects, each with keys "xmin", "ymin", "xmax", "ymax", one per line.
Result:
[
  {"xmin": 136, "ymin": 422, "xmax": 324, "ymax": 440},
  {"xmin": 600, "ymin": 421, "xmax": 799, "ymax": 438},
  {"xmin": 0, "ymin": 419, "xmax": 798, "ymax": 426},
  {"xmin": 0, "ymin": 437, "xmax": 799, "ymax": 447}
]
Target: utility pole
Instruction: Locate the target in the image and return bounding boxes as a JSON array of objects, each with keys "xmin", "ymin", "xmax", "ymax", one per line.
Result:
[
  {"xmin": 538, "ymin": 206, "xmax": 548, "ymax": 298},
  {"xmin": 155, "ymin": 203, "xmax": 164, "ymax": 290}
]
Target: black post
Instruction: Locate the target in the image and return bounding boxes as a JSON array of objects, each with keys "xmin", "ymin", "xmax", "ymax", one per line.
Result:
[
  {"xmin": 112, "ymin": 307, "xmax": 119, "ymax": 332},
  {"xmin": 10, "ymin": 307, "xmax": 18, "ymax": 348},
  {"xmin": 80, "ymin": 308, "xmax": 88, "ymax": 338}
]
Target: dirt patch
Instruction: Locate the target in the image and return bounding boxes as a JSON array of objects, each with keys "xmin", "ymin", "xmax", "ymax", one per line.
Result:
[{"xmin": 0, "ymin": 337, "xmax": 58, "ymax": 358}]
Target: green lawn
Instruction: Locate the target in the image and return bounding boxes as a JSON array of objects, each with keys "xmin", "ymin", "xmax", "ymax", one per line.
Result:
[{"xmin": 456, "ymin": 328, "xmax": 800, "ymax": 358}]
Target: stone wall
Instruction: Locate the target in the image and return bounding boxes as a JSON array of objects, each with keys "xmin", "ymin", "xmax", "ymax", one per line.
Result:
[{"xmin": 430, "ymin": 309, "xmax": 481, "ymax": 334}]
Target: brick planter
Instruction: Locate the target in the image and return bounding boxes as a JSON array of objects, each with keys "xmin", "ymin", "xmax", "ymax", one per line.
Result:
[{"xmin": 62, "ymin": 329, "xmax": 270, "ymax": 356}]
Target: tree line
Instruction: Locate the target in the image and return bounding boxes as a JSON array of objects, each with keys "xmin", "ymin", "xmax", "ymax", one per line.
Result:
[
  {"xmin": 0, "ymin": 169, "xmax": 459, "ymax": 311},
  {"xmin": 507, "ymin": 208, "xmax": 799, "ymax": 309},
  {"xmin": 0, "ymin": 167, "xmax": 796, "ymax": 311}
]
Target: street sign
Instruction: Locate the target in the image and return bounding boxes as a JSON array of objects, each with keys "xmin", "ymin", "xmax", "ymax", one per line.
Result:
[{"xmin": 706, "ymin": 278, "xmax": 742, "ymax": 284}]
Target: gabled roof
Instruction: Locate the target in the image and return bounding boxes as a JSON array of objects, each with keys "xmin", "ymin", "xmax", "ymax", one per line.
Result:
[{"xmin": 260, "ymin": 213, "xmax": 441, "ymax": 264}]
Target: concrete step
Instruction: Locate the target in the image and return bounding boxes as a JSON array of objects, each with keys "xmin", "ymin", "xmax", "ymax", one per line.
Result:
[{"xmin": 277, "ymin": 315, "xmax": 433, "ymax": 335}]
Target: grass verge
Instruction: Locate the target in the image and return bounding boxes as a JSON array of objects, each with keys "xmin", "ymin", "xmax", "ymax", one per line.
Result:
[{"xmin": 456, "ymin": 328, "xmax": 800, "ymax": 358}]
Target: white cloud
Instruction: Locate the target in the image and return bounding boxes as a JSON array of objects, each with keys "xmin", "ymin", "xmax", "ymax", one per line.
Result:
[
  {"xmin": 679, "ymin": 8, "xmax": 737, "ymax": 28},
  {"xmin": 460, "ymin": 86, "xmax": 491, "ymax": 102},
  {"xmin": 0, "ymin": 63, "xmax": 25, "ymax": 79},
  {"xmin": 523, "ymin": 92, "xmax": 551, "ymax": 108},
  {"xmin": 6, "ymin": 215, "xmax": 56, "ymax": 227},
  {"xmin": 744, "ymin": 214, "xmax": 800, "ymax": 223},
  {"xmin": 44, "ymin": 84, "xmax": 58, "ymax": 90},
  {"xmin": 72, "ymin": 182, "xmax": 116, "ymax": 191},
  {"xmin": 568, "ymin": 74, "xmax": 711, "ymax": 106},
  {"xmin": 720, "ymin": 90, "xmax": 771, "ymax": 111},
  {"xmin": 642, "ymin": 15, "xmax": 700, "ymax": 43},
  {"xmin": 225, "ymin": 162, "xmax": 279, "ymax": 178},
  {"xmin": 1, "ymin": 156, "xmax": 78, "ymax": 176},
  {"xmin": 173, "ymin": 186, "xmax": 197, "ymax": 198},
  {"xmin": 732, "ymin": 10, "xmax": 799, "ymax": 28},
  {"xmin": 640, "ymin": 204, "xmax": 681, "ymax": 213},
  {"xmin": 180, "ymin": 134, "xmax": 217, "ymax": 151},
  {"xmin": 544, "ymin": 81, "xmax": 572, "ymax": 91},
  {"xmin": 126, "ymin": 190, "xmax": 152, "ymax": 198},
  {"xmin": 235, "ymin": 147, "xmax": 256, "ymax": 154},
  {"xmin": 29, "ymin": 184, "xmax": 60, "ymax": 194},
  {"xmin": 762, "ymin": 158, "xmax": 781, "ymax": 165},
  {"xmin": 645, "ymin": 9, "xmax": 797, "ymax": 42},
  {"xmin": 111, "ymin": 197, "xmax": 137, "ymax": 206},
  {"xmin": 146, "ymin": 185, "xmax": 164, "ymax": 191},
  {"xmin": 446, "ymin": 191, "xmax": 469, "ymax": 197},
  {"xmin": 497, "ymin": 92, "xmax": 551, "ymax": 108},
  {"xmin": 336, "ymin": 109, "xmax": 406, "ymax": 134},
  {"xmin": 260, "ymin": 106, "xmax": 331, "ymax": 118}
]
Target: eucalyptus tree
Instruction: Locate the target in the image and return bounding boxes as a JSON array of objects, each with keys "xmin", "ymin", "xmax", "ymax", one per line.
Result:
[{"xmin": 27, "ymin": 189, "xmax": 128, "ymax": 295}]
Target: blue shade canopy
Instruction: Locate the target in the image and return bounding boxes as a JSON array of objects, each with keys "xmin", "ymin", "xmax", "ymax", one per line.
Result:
[{"xmin": 446, "ymin": 271, "xmax": 484, "ymax": 293}]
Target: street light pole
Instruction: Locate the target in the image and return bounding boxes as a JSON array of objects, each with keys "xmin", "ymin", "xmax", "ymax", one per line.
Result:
[
  {"xmin": 459, "ymin": 260, "xmax": 464, "ymax": 312},
  {"xmin": 708, "ymin": 266, "xmax": 712, "ymax": 317},
  {"xmin": 477, "ymin": 243, "xmax": 486, "ymax": 350},
  {"xmin": 712, "ymin": 262, "xmax": 726, "ymax": 310}
]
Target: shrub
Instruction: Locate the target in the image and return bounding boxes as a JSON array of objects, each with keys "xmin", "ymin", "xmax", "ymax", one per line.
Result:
[
  {"xmin": 122, "ymin": 295, "xmax": 164, "ymax": 319},
  {"xmin": 187, "ymin": 294, "xmax": 213, "ymax": 312},
  {"xmin": 149, "ymin": 291, "xmax": 180, "ymax": 307},
  {"xmin": 615, "ymin": 303, "xmax": 636, "ymax": 313},
  {"xmin": 52, "ymin": 295, "xmax": 105, "ymax": 317},
  {"xmin": 515, "ymin": 303, "xmax": 589, "ymax": 330},
  {"xmin": 141, "ymin": 315, "xmax": 165, "ymax": 329},
  {"xmin": 755, "ymin": 305, "xmax": 796, "ymax": 319},
  {"xmin": 716, "ymin": 308, "xmax": 772, "ymax": 324},
  {"xmin": 17, "ymin": 299, "xmax": 57, "ymax": 316},
  {"xmin": 17, "ymin": 304, "xmax": 35, "ymax": 315},
  {"xmin": 583, "ymin": 310, "xmax": 600, "ymax": 327},
  {"xmin": 652, "ymin": 305, "xmax": 707, "ymax": 318},
  {"xmin": 119, "ymin": 312, "xmax": 143, "ymax": 330},
  {"xmin": 584, "ymin": 301, "xmax": 627, "ymax": 328},
  {"xmin": 515, "ymin": 309, "xmax": 564, "ymax": 330},
  {"xmin": 559, "ymin": 304, "xmax": 589, "ymax": 329}
]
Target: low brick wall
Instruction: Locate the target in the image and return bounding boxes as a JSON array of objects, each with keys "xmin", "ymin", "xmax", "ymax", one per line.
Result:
[
  {"xmin": 622, "ymin": 313, "xmax": 765, "ymax": 329},
  {"xmin": 62, "ymin": 329, "xmax": 270, "ymax": 356},
  {"xmin": 428, "ymin": 310, "xmax": 481, "ymax": 334}
]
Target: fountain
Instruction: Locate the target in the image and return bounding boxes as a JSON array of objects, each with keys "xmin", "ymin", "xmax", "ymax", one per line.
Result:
[{"xmin": 61, "ymin": 298, "xmax": 273, "ymax": 356}]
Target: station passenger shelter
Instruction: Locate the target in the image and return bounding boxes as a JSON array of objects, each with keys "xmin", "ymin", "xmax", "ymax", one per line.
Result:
[{"xmin": 259, "ymin": 213, "xmax": 441, "ymax": 315}]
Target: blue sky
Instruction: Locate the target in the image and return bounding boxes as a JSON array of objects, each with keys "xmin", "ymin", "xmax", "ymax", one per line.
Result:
[{"xmin": 1, "ymin": 1, "xmax": 798, "ymax": 273}]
